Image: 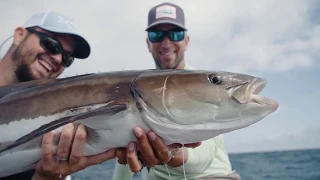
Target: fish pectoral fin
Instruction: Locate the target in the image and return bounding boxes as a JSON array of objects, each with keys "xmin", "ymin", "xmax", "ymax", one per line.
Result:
[{"xmin": 0, "ymin": 104, "xmax": 127, "ymax": 154}]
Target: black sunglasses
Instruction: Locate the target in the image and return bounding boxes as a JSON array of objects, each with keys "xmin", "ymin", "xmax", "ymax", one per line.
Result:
[
  {"xmin": 27, "ymin": 28, "xmax": 74, "ymax": 67},
  {"xmin": 148, "ymin": 28, "xmax": 185, "ymax": 43}
]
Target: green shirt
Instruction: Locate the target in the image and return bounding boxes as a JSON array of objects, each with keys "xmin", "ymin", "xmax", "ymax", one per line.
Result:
[{"xmin": 112, "ymin": 136, "xmax": 235, "ymax": 180}]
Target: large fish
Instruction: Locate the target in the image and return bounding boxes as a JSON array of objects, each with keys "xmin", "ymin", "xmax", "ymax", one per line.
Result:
[{"xmin": 0, "ymin": 69, "xmax": 278, "ymax": 177}]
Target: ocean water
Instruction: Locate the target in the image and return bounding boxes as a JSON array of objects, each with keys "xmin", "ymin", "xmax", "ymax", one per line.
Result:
[{"xmin": 72, "ymin": 148, "xmax": 320, "ymax": 180}]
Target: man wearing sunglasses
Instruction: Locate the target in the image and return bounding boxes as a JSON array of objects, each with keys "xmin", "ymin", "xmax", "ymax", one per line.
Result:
[
  {"xmin": 0, "ymin": 11, "xmax": 116, "ymax": 180},
  {"xmin": 113, "ymin": 2, "xmax": 241, "ymax": 180}
]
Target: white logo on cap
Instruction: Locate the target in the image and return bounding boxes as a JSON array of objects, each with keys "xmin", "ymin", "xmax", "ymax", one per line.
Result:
[
  {"xmin": 58, "ymin": 16, "xmax": 76, "ymax": 32},
  {"xmin": 156, "ymin": 5, "xmax": 176, "ymax": 19}
]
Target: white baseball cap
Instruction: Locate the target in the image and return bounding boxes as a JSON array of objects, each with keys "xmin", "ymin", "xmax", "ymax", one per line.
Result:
[{"xmin": 1, "ymin": 10, "xmax": 90, "ymax": 59}]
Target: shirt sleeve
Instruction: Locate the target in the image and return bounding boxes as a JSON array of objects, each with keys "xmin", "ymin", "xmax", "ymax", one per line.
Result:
[
  {"xmin": 112, "ymin": 162, "xmax": 134, "ymax": 180},
  {"xmin": 170, "ymin": 138, "xmax": 217, "ymax": 174}
]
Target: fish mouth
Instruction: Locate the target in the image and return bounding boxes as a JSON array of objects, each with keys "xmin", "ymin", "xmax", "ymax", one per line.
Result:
[{"xmin": 232, "ymin": 78, "xmax": 279, "ymax": 110}]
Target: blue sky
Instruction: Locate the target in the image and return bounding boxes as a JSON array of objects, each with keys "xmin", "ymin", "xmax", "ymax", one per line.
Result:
[
  {"xmin": 0, "ymin": 0, "xmax": 319, "ymax": 153},
  {"xmin": 220, "ymin": 1, "xmax": 320, "ymax": 153},
  {"xmin": 224, "ymin": 67, "xmax": 320, "ymax": 153}
]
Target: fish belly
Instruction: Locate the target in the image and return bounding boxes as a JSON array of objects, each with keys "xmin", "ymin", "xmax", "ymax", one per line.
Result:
[{"xmin": 0, "ymin": 148, "xmax": 41, "ymax": 177}]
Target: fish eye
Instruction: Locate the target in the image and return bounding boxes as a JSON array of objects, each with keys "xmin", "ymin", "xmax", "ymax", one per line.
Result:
[{"xmin": 209, "ymin": 75, "xmax": 223, "ymax": 85}]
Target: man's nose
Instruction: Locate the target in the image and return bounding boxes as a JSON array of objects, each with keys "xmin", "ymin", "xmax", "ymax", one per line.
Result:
[
  {"xmin": 50, "ymin": 53, "xmax": 62, "ymax": 64},
  {"xmin": 160, "ymin": 35, "xmax": 172, "ymax": 48},
  {"xmin": 49, "ymin": 53, "xmax": 63, "ymax": 68}
]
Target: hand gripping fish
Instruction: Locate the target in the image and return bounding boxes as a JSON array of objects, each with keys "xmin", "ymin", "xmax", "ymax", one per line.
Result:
[{"xmin": 0, "ymin": 69, "xmax": 278, "ymax": 177}]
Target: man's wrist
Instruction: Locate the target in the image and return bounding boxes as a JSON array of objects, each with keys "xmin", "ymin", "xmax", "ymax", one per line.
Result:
[{"xmin": 167, "ymin": 147, "xmax": 189, "ymax": 167}]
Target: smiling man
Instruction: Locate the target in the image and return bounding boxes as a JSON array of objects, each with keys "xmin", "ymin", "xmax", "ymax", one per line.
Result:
[
  {"xmin": 0, "ymin": 11, "xmax": 117, "ymax": 180},
  {"xmin": 0, "ymin": 11, "xmax": 90, "ymax": 85},
  {"xmin": 113, "ymin": 2, "xmax": 241, "ymax": 180}
]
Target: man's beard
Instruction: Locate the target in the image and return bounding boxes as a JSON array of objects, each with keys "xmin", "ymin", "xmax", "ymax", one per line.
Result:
[
  {"xmin": 154, "ymin": 55, "xmax": 183, "ymax": 70},
  {"xmin": 15, "ymin": 64, "xmax": 34, "ymax": 82},
  {"xmin": 12, "ymin": 44, "xmax": 36, "ymax": 82}
]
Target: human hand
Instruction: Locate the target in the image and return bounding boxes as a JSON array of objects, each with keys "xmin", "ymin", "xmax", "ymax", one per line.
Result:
[
  {"xmin": 115, "ymin": 127, "xmax": 201, "ymax": 173},
  {"xmin": 32, "ymin": 123, "xmax": 116, "ymax": 180}
]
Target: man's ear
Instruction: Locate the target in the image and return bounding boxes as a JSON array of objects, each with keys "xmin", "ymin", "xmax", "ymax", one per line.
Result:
[
  {"xmin": 184, "ymin": 35, "xmax": 190, "ymax": 51},
  {"xmin": 146, "ymin": 37, "xmax": 152, "ymax": 53},
  {"xmin": 13, "ymin": 27, "xmax": 29, "ymax": 46}
]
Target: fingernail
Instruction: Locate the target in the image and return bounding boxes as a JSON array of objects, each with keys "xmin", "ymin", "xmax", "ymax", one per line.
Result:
[
  {"xmin": 79, "ymin": 124, "xmax": 85, "ymax": 130},
  {"xmin": 128, "ymin": 143, "xmax": 135, "ymax": 151},
  {"xmin": 66, "ymin": 123, "xmax": 74, "ymax": 129},
  {"xmin": 139, "ymin": 163, "xmax": 143, "ymax": 172},
  {"xmin": 133, "ymin": 127, "xmax": 142, "ymax": 137},
  {"xmin": 148, "ymin": 132, "xmax": 156, "ymax": 141}
]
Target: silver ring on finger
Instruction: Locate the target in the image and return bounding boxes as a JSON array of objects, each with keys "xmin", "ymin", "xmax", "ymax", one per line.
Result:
[{"xmin": 56, "ymin": 156, "xmax": 68, "ymax": 163}]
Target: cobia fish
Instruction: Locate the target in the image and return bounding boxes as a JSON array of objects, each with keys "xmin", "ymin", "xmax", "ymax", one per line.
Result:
[{"xmin": 0, "ymin": 69, "xmax": 278, "ymax": 177}]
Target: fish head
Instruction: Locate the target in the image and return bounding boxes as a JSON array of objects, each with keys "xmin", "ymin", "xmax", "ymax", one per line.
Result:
[{"xmin": 134, "ymin": 70, "xmax": 278, "ymax": 142}]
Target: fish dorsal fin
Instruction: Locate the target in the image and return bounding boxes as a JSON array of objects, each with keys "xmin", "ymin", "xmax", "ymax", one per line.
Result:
[
  {"xmin": 0, "ymin": 104, "xmax": 127, "ymax": 154},
  {"xmin": 0, "ymin": 79, "xmax": 56, "ymax": 98}
]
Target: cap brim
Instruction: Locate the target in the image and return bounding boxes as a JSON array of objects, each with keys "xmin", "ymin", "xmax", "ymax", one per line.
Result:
[
  {"xmin": 71, "ymin": 34, "xmax": 90, "ymax": 59},
  {"xmin": 145, "ymin": 20, "xmax": 187, "ymax": 31},
  {"xmin": 32, "ymin": 26, "xmax": 91, "ymax": 59}
]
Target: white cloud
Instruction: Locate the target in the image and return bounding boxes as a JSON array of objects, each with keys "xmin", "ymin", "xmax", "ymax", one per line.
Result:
[{"xmin": 184, "ymin": 0, "xmax": 319, "ymax": 73}]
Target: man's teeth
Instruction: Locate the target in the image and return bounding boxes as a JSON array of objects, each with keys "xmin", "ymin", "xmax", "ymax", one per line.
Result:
[
  {"xmin": 39, "ymin": 59, "xmax": 52, "ymax": 72},
  {"xmin": 162, "ymin": 52, "xmax": 174, "ymax": 55}
]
